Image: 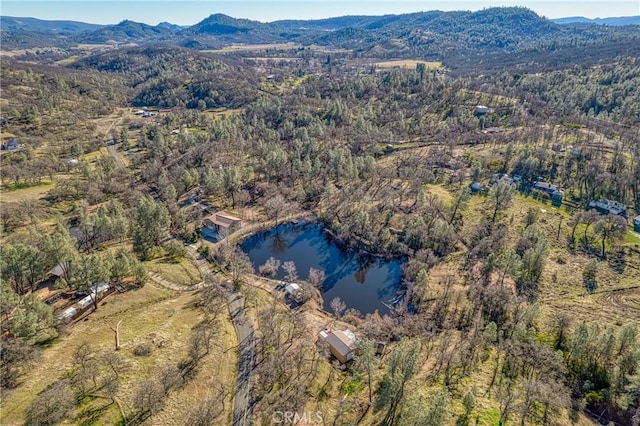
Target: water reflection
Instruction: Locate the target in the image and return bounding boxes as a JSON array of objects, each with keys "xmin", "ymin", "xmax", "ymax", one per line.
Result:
[{"xmin": 241, "ymin": 222, "xmax": 404, "ymax": 315}]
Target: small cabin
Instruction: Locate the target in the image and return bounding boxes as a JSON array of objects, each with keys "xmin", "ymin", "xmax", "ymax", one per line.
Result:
[{"xmin": 319, "ymin": 328, "xmax": 359, "ymax": 364}]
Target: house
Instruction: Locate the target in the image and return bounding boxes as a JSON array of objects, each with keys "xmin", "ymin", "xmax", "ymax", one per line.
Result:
[
  {"xmin": 633, "ymin": 215, "xmax": 640, "ymax": 233},
  {"xmin": 48, "ymin": 262, "xmax": 70, "ymax": 280},
  {"xmin": 588, "ymin": 199, "xmax": 627, "ymax": 217},
  {"xmin": 493, "ymin": 173, "xmax": 516, "ymax": 186},
  {"xmin": 532, "ymin": 180, "xmax": 564, "ymax": 206},
  {"xmin": 204, "ymin": 211, "xmax": 242, "ymax": 232},
  {"xmin": 319, "ymin": 328, "xmax": 359, "ymax": 364},
  {"xmin": 532, "ymin": 180, "xmax": 562, "ymax": 195},
  {"xmin": 1, "ymin": 138, "xmax": 20, "ymax": 150}
]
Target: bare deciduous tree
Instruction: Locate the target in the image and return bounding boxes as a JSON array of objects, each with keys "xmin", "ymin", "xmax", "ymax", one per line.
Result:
[
  {"xmin": 307, "ymin": 267, "xmax": 325, "ymax": 289},
  {"xmin": 330, "ymin": 297, "xmax": 346, "ymax": 318},
  {"xmin": 283, "ymin": 261, "xmax": 298, "ymax": 282}
]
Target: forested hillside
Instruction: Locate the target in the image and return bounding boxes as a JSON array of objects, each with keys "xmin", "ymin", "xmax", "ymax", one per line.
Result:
[{"xmin": 1, "ymin": 7, "xmax": 639, "ymax": 426}]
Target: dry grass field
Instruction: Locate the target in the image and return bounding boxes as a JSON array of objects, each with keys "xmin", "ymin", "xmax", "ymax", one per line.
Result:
[
  {"xmin": 0, "ymin": 181, "xmax": 54, "ymax": 203},
  {"xmin": 146, "ymin": 256, "xmax": 203, "ymax": 287},
  {"xmin": 375, "ymin": 59, "xmax": 442, "ymax": 69},
  {"xmin": 0, "ymin": 282, "xmax": 237, "ymax": 425}
]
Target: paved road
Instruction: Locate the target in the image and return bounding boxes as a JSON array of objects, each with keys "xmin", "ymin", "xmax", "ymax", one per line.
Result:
[
  {"xmin": 227, "ymin": 292, "xmax": 255, "ymax": 426},
  {"xmin": 187, "ymin": 245, "xmax": 255, "ymax": 426}
]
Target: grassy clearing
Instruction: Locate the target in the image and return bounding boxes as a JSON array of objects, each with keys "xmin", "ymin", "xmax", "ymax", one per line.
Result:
[
  {"xmin": 203, "ymin": 43, "xmax": 302, "ymax": 53},
  {"xmin": 146, "ymin": 256, "xmax": 202, "ymax": 286},
  {"xmin": 375, "ymin": 60, "xmax": 442, "ymax": 69},
  {"xmin": 55, "ymin": 55, "xmax": 79, "ymax": 65},
  {"xmin": 0, "ymin": 181, "xmax": 53, "ymax": 202},
  {"xmin": 0, "ymin": 282, "xmax": 237, "ymax": 424}
]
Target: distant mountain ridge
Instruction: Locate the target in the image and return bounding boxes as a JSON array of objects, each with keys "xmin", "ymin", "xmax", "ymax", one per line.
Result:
[
  {"xmin": 1, "ymin": 8, "xmax": 639, "ymax": 58},
  {"xmin": 0, "ymin": 16, "xmax": 104, "ymax": 33},
  {"xmin": 553, "ymin": 16, "xmax": 640, "ymax": 26},
  {"xmin": 78, "ymin": 19, "xmax": 173, "ymax": 43}
]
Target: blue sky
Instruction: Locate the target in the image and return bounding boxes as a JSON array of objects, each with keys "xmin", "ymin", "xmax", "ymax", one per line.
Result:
[{"xmin": 1, "ymin": 1, "xmax": 638, "ymax": 25}]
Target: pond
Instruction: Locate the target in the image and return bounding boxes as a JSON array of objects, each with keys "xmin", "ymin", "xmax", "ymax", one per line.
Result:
[{"xmin": 240, "ymin": 222, "xmax": 404, "ymax": 315}]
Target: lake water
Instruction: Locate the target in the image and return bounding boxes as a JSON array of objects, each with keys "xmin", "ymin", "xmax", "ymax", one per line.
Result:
[{"xmin": 240, "ymin": 222, "xmax": 403, "ymax": 315}]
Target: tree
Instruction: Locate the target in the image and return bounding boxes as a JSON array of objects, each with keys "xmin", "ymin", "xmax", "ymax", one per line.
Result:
[
  {"xmin": 265, "ymin": 194, "xmax": 294, "ymax": 227},
  {"xmin": 74, "ymin": 253, "xmax": 111, "ymax": 311},
  {"xmin": 101, "ymin": 351, "xmax": 129, "ymax": 380},
  {"xmin": 400, "ymin": 387, "xmax": 451, "ymax": 426},
  {"xmin": 524, "ymin": 207, "xmax": 539, "ymax": 227},
  {"xmin": 376, "ymin": 338, "xmax": 422, "ymax": 426},
  {"xmin": 495, "ymin": 248, "xmax": 522, "ymax": 286},
  {"xmin": 581, "ymin": 209, "xmax": 600, "ymax": 247},
  {"xmin": 188, "ymin": 399, "xmax": 224, "ymax": 426},
  {"xmin": 595, "ymin": 214, "xmax": 627, "ymax": 257},
  {"xmin": 283, "ymin": 260, "xmax": 298, "ymax": 282},
  {"xmin": 8, "ymin": 295, "xmax": 58, "ymax": 344},
  {"xmin": 518, "ymin": 239, "xmax": 548, "ymax": 296},
  {"xmin": 1, "ymin": 336, "xmax": 40, "ymax": 389},
  {"xmin": 488, "ymin": 181, "xmax": 514, "ymax": 222},
  {"xmin": 449, "ymin": 187, "xmax": 471, "ymax": 225},
  {"xmin": 569, "ymin": 211, "xmax": 583, "ymax": 246},
  {"xmin": 133, "ymin": 379, "xmax": 166, "ymax": 417},
  {"xmin": 222, "ymin": 166, "xmax": 242, "ymax": 208},
  {"xmin": 118, "ymin": 127, "xmax": 129, "ymax": 150},
  {"xmin": 40, "ymin": 223, "xmax": 79, "ymax": 287},
  {"xmin": 307, "ymin": 267, "xmax": 325, "ymax": 289},
  {"xmin": 330, "ymin": 297, "xmax": 346, "ymax": 318},
  {"xmin": 461, "ymin": 387, "xmax": 476, "ymax": 424},
  {"xmin": 0, "ymin": 244, "xmax": 48, "ymax": 294},
  {"xmin": 258, "ymin": 256, "xmax": 280, "ymax": 277},
  {"xmin": 583, "ymin": 259, "xmax": 598, "ymax": 292},
  {"xmin": 166, "ymin": 240, "xmax": 187, "ymax": 262},
  {"xmin": 133, "ymin": 196, "xmax": 170, "ymax": 260},
  {"xmin": 218, "ymin": 244, "xmax": 253, "ymax": 283},
  {"xmin": 25, "ymin": 379, "xmax": 75, "ymax": 426},
  {"xmin": 354, "ymin": 338, "xmax": 379, "ymax": 403}
]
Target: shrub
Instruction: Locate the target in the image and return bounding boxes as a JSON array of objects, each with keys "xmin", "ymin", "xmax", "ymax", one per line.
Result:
[{"xmin": 133, "ymin": 343, "xmax": 152, "ymax": 357}]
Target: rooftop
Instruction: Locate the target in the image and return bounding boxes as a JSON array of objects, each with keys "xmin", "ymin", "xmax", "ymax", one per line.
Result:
[
  {"xmin": 321, "ymin": 329, "xmax": 358, "ymax": 357},
  {"xmin": 589, "ymin": 199, "xmax": 627, "ymax": 213},
  {"xmin": 204, "ymin": 211, "xmax": 242, "ymax": 228}
]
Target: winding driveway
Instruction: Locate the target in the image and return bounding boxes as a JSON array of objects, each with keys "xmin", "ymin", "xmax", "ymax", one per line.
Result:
[
  {"xmin": 186, "ymin": 245, "xmax": 255, "ymax": 426},
  {"xmin": 104, "ymin": 115, "xmax": 125, "ymax": 169},
  {"xmin": 147, "ymin": 245, "xmax": 255, "ymax": 425}
]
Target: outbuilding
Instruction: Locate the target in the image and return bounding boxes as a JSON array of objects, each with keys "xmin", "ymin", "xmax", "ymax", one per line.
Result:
[{"xmin": 319, "ymin": 328, "xmax": 359, "ymax": 363}]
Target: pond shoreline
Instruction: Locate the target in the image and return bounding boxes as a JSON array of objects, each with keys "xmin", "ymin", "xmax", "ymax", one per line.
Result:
[{"xmin": 240, "ymin": 220, "xmax": 405, "ymax": 315}]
